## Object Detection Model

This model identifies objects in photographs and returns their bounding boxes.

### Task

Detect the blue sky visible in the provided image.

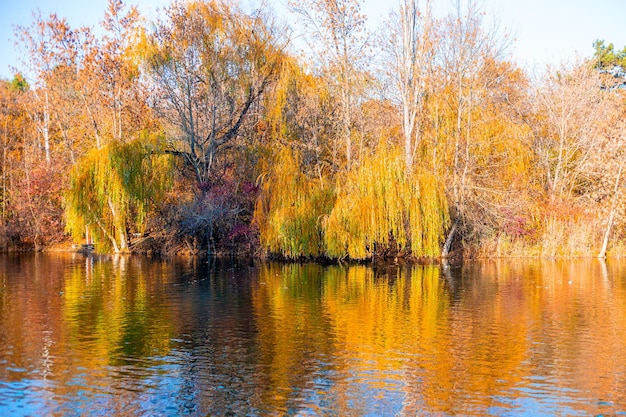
[1,0,626,80]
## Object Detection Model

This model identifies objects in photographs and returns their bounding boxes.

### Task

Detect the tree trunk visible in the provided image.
[599,159,624,258]
[442,220,458,258]
[43,90,51,164]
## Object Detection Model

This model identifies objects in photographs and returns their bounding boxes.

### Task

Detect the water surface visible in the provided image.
[1,253,625,415]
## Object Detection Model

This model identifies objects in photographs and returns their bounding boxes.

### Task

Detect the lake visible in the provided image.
[0,253,625,416]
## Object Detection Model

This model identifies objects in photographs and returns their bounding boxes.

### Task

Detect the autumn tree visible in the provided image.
[531,62,604,200]
[289,0,369,169]
[433,0,515,254]
[573,76,626,258]
[382,0,435,172]
[0,75,66,249]
[254,146,334,258]
[254,57,342,259]
[9,1,168,250]
[81,0,147,148]
[0,78,25,222]
[144,0,287,187]
[65,134,173,253]
[323,143,449,259]
[451,58,536,254]
[15,11,94,164]
[0,78,28,247]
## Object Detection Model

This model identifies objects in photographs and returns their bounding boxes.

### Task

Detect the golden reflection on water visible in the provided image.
[251,260,626,415]
[1,254,626,415]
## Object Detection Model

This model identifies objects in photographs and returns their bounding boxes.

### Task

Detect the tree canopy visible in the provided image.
[2,0,626,259]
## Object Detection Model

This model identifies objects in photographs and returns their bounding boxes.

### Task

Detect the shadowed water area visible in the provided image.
[1,253,625,416]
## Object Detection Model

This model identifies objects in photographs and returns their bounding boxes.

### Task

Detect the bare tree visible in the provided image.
[576,87,626,258]
[382,0,435,172]
[289,0,369,169]
[436,0,513,255]
[144,1,287,187]
[531,62,603,199]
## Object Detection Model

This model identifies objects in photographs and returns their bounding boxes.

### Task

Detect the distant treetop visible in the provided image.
[9,73,28,92]
[593,39,626,70]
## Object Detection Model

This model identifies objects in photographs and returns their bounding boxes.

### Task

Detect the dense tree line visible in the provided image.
[0,0,625,259]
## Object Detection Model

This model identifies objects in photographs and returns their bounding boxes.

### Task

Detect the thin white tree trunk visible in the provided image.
[442,220,458,258]
[599,159,624,258]
[43,90,51,164]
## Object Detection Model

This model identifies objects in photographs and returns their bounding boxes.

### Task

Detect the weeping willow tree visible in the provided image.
[254,146,334,258]
[324,144,449,260]
[65,134,173,253]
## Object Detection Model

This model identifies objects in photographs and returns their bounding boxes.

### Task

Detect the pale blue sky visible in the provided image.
[1,0,625,80]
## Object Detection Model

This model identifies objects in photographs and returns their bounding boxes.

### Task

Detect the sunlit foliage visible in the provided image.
[324,144,449,259]
[143,0,286,186]
[4,0,626,258]
[254,146,334,258]
[65,134,173,252]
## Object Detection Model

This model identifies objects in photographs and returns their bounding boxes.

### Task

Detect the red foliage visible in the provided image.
[8,161,67,249]
[500,207,535,239]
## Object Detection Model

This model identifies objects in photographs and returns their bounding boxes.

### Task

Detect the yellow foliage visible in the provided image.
[324,144,449,259]
[255,144,450,260]
[264,55,332,144]
[254,146,334,258]
[64,133,173,252]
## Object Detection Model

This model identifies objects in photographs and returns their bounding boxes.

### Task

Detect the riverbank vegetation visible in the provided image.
[1,0,625,260]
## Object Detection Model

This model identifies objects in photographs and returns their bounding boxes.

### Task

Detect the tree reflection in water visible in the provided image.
[0,254,625,415]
